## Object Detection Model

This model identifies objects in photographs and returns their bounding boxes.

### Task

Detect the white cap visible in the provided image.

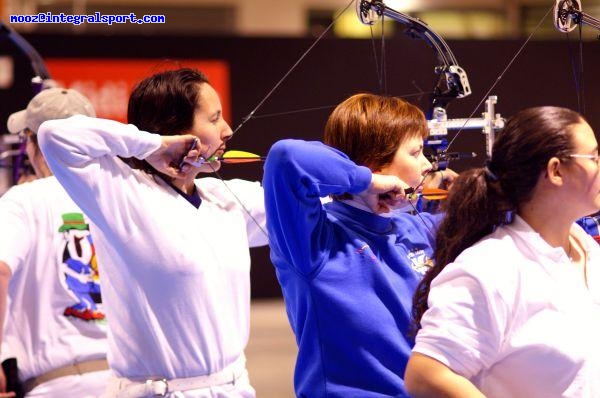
[7,88,95,134]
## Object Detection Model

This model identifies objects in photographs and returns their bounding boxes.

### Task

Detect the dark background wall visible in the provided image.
[2,33,599,297]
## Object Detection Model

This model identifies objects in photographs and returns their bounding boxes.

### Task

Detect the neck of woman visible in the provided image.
[169,174,197,195]
[519,198,574,251]
[520,193,588,286]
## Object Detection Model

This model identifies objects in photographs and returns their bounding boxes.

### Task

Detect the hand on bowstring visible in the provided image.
[357,173,411,214]
[423,168,458,191]
[145,135,206,179]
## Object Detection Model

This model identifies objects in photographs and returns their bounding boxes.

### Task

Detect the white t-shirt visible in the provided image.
[0,177,109,390]
[414,215,600,397]
[38,116,268,388]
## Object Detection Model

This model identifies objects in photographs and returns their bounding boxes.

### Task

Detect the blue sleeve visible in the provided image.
[263,139,372,276]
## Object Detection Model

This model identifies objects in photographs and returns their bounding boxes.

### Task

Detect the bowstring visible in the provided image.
[205,0,356,240]
[576,23,586,115]
[232,0,356,134]
[250,104,337,119]
[208,163,270,240]
[370,25,383,90]
[565,29,586,115]
[405,170,438,240]
[445,4,554,153]
[381,14,388,94]
[244,90,435,119]
[363,7,438,239]
[368,12,388,94]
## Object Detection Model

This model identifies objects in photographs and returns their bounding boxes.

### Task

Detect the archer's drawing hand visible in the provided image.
[145,135,206,179]
[423,168,458,191]
[358,173,411,214]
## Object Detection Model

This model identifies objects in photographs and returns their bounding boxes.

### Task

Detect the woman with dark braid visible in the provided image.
[405,106,600,397]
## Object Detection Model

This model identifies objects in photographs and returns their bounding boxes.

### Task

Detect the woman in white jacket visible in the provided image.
[39,68,268,398]
[406,106,600,397]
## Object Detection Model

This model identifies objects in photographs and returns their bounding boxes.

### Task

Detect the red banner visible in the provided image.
[45,59,230,124]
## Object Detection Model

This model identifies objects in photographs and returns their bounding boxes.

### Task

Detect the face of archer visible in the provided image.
[185,83,233,173]
[377,135,433,189]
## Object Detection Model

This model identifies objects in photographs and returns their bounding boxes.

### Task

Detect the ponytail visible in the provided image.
[411,105,582,330]
[412,167,513,329]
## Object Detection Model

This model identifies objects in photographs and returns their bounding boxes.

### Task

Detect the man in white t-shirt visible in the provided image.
[0,88,110,397]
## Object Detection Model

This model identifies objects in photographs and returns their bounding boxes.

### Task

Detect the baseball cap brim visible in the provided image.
[7,109,27,134]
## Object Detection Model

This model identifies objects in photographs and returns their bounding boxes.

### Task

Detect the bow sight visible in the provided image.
[356,0,504,164]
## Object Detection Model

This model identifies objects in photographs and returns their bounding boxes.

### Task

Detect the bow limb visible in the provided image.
[357,0,471,117]
[0,21,53,183]
[0,21,50,84]
[356,0,500,167]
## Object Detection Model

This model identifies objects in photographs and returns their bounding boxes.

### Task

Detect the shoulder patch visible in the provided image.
[407,249,434,275]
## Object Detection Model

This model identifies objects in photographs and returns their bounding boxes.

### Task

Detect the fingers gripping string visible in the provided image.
[178,138,200,170]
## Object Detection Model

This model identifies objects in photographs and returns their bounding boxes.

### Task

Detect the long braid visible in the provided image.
[412,167,512,329]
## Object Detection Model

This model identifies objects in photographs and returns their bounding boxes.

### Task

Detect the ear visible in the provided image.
[30,142,52,178]
[546,157,563,186]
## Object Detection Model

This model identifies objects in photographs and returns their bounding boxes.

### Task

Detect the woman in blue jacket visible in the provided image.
[263,93,447,397]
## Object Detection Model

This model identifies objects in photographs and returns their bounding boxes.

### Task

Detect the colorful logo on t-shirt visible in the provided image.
[58,213,104,321]
[407,249,434,275]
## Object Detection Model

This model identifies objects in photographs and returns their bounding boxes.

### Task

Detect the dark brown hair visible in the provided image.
[122,68,210,174]
[412,106,584,329]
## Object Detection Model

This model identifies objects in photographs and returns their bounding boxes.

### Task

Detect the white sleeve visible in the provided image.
[38,115,162,233]
[39,115,161,164]
[413,248,514,379]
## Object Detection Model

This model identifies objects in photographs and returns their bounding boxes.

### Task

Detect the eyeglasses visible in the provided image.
[568,153,600,165]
